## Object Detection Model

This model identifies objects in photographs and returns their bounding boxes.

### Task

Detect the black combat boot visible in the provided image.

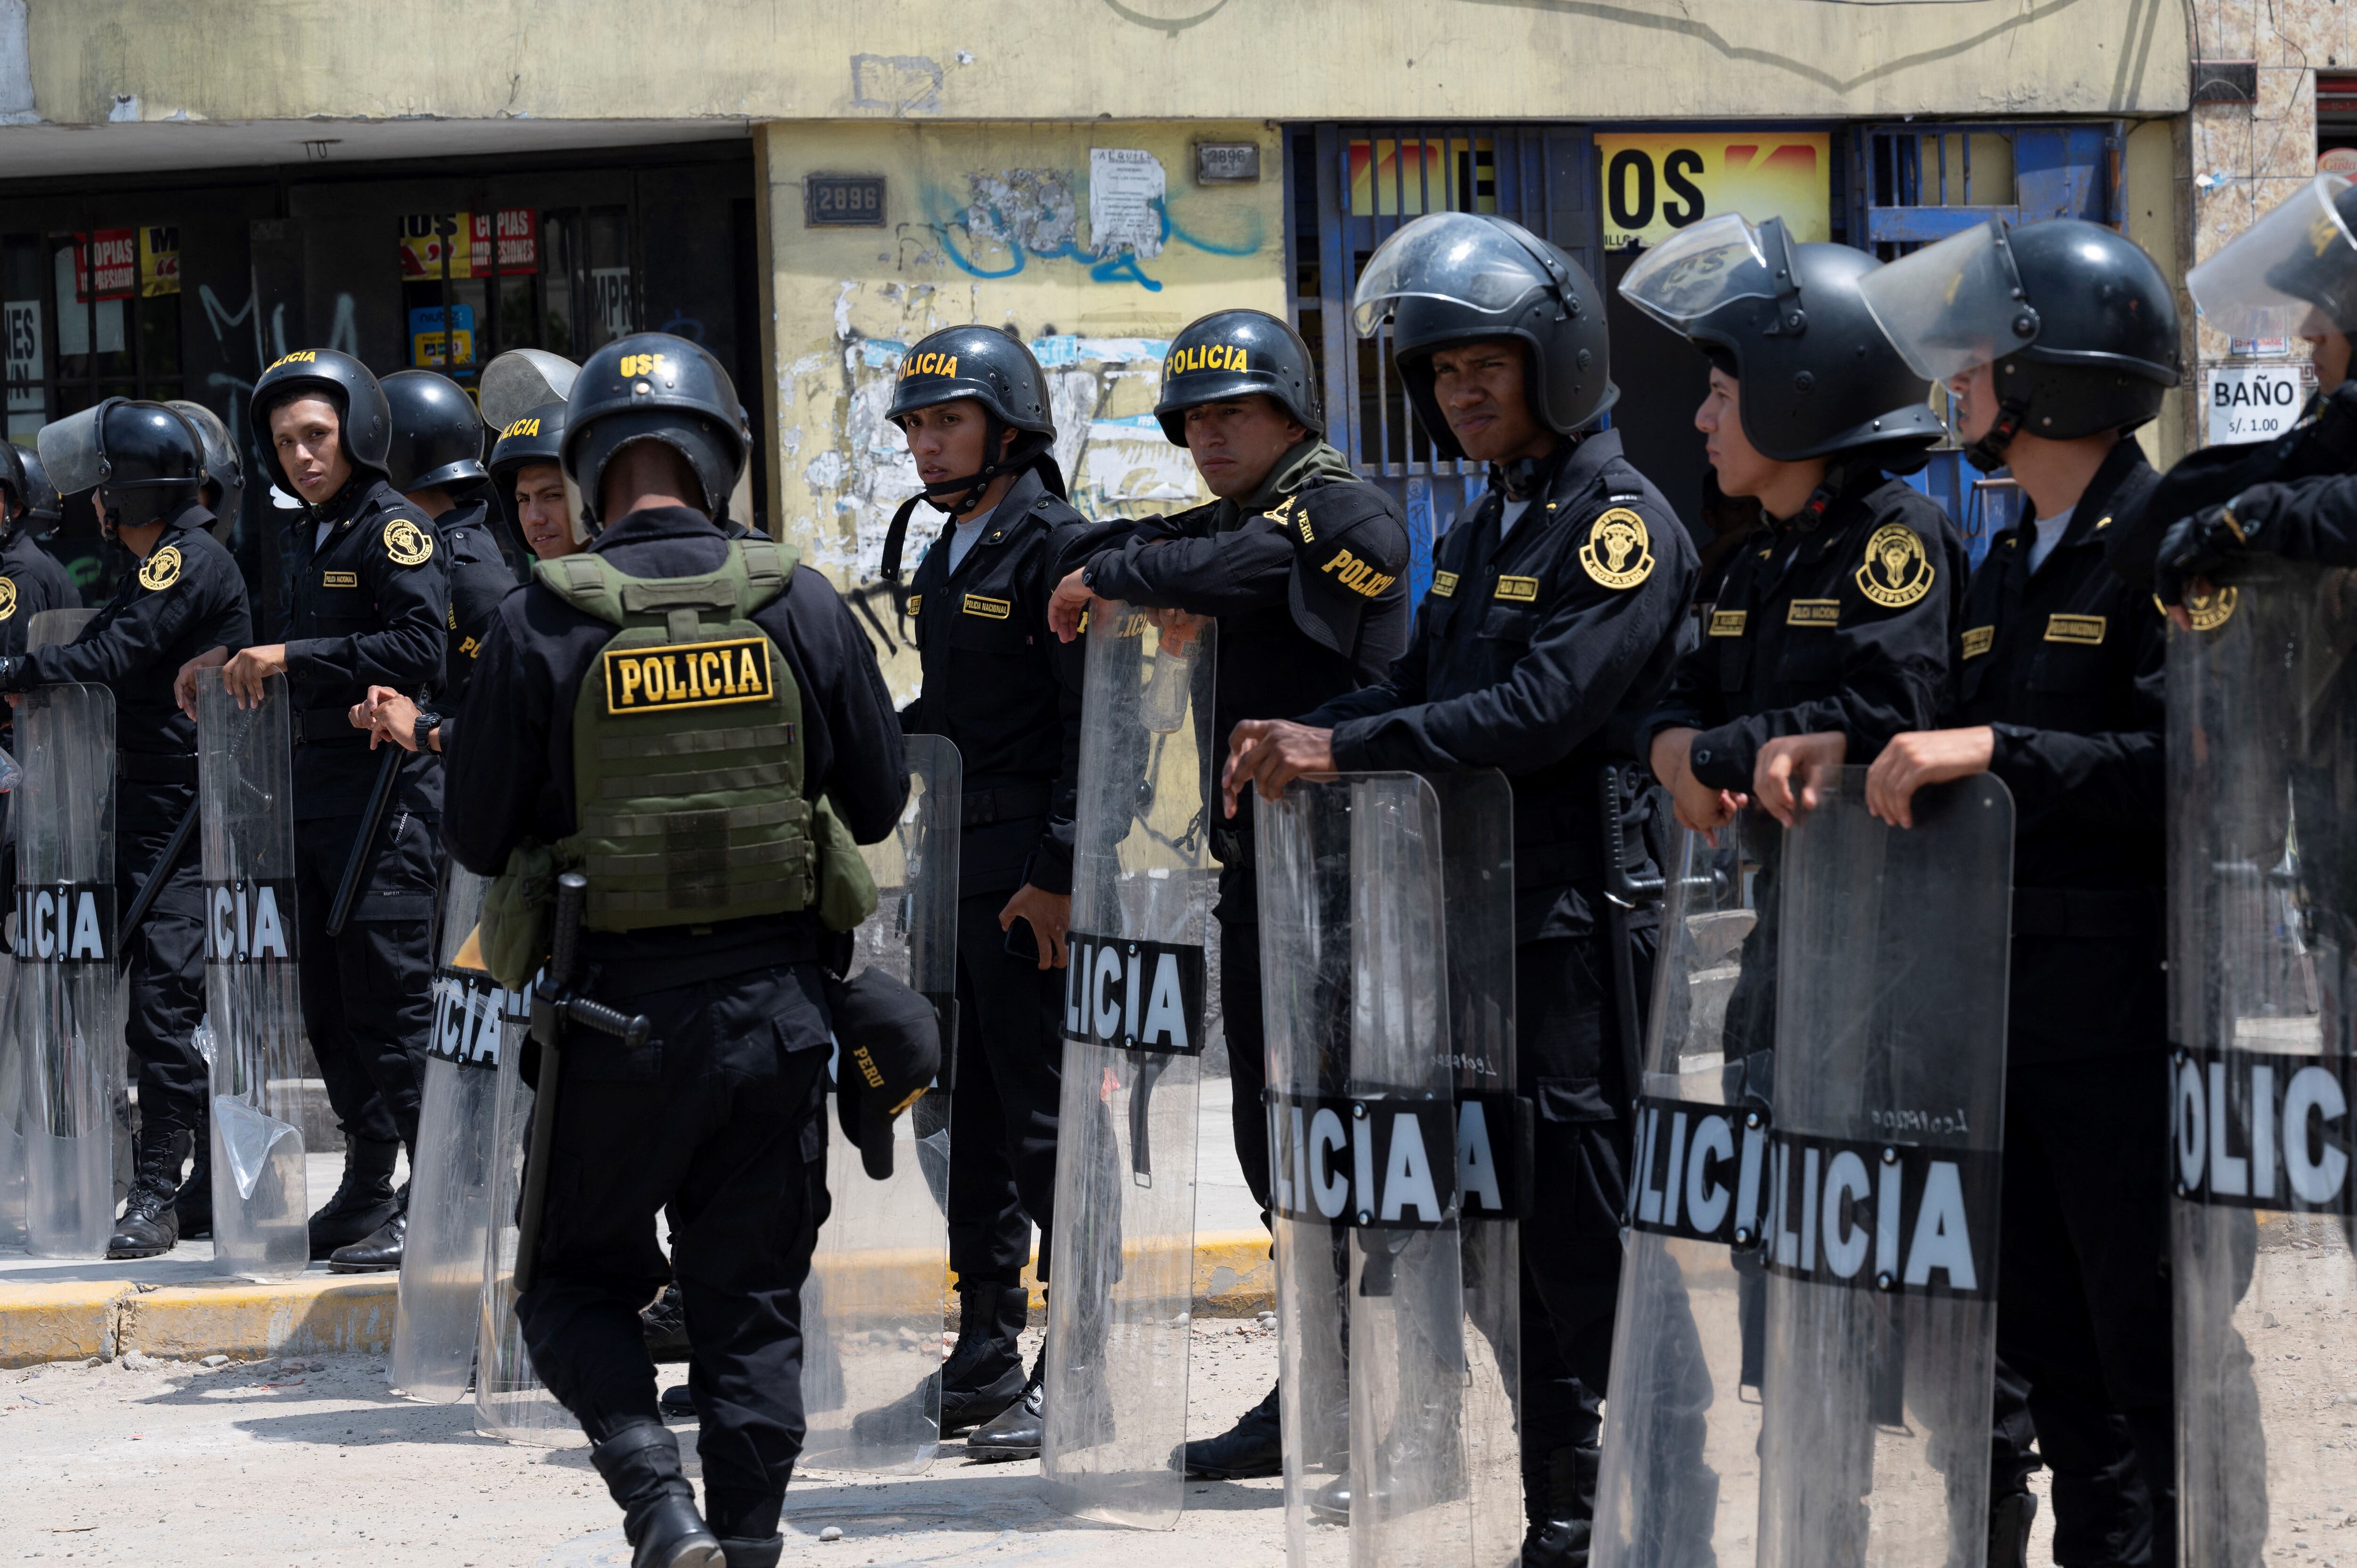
[643,1282,692,1362]
[107,1126,192,1259]
[590,1420,722,1568]
[704,1488,783,1568]
[1522,1444,1601,1567]
[853,1281,1029,1442]
[307,1133,400,1258]
[327,1181,409,1272]
[965,1346,1045,1461]
[1179,1380,1282,1479]
[174,1133,212,1240]
[716,1538,782,1568]
[1987,1490,2036,1568]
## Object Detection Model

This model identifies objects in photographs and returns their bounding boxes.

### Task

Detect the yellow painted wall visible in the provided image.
[28,0,2188,127]
[2122,115,2190,471]
[757,120,1285,697]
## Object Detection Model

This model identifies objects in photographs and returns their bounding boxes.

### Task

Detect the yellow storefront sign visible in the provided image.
[1596,133,1831,249]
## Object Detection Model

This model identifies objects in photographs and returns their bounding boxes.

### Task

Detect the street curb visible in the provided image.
[0,1231,1274,1367]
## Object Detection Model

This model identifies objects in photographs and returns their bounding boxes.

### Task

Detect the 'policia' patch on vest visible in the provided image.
[1268,1091,1459,1230]
[1061,931,1205,1054]
[430,970,527,1071]
[205,879,296,965]
[602,636,776,715]
[15,882,117,964]
[1760,1129,1999,1297]
[1787,599,1841,627]
[2171,1045,2353,1214]
[1626,1095,1773,1248]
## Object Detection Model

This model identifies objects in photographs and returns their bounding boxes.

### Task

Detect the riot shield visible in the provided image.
[802,732,961,1476]
[25,608,96,650]
[15,680,119,1257]
[2167,560,2357,1564]
[0,972,23,1249]
[1259,772,1468,1567]
[393,865,516,1402]
[1754,767,2012,1568]
[1594,814,1775,1568]
[1040,607,1215,1528]
[473,969,579,1447]
[196,669,308,1281]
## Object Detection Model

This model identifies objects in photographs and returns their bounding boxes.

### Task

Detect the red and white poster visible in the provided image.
[71,230,137,301]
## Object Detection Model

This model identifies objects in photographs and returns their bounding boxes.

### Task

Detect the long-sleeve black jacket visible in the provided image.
[1075,439,1411,909]
[1646,471,1965,793]
[1950,440,2166,1062]
[284,475,448,820]
[899,467,1091,899]
[444,505,907,986]
[1306,429,1697,943]
[0,526,82,657]
[437,495,519,713]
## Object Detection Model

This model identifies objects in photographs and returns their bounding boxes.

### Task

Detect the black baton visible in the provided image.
[1599,763,1665,1111]
[513,870,650,1297]
[326,746,402,938]
[116,800,201,969]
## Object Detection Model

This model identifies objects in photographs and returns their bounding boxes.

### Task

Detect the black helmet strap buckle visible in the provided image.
[1761,219,1808,339]
[1966,396,2031,472]
[1498,225,1582,323]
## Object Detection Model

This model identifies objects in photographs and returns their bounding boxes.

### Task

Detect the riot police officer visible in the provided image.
[0,441,83,657]
[190,350,448,1269]
[444,332,907,1568]
[1227,214,1696,1561]
[851,326,1090,1448]
[1049,307,1410,1477]
[5,401,251,1257]
[383,369,512,713]
[1848,217,2182,1567]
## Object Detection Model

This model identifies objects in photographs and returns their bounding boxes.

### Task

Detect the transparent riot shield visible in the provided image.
[2167,561,2357,1564]
[196,669,308,1281]
[394,865,513,1403]
[0,970,23,1250]
[16,680,119,1257]
[1041,607,1215,1528]
[802,732,961,1476]
[1595,814,1776,1568]
[1260,772,1469,1567]
[473,975,578,1447]
[1755,767,2012,1568]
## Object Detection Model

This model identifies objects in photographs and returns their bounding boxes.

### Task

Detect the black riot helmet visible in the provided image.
[16,447,62,537]
[166,399,244,534]
[878,325,1063,584]
[1153,310,1323,443]
[248,348,394,500]
[1620,214,1944,465]
[37,398,204,535]
[0,439,25,528]
[2187,172,2357,345]
[1860,217,2179,468]
[562,332,748,527]
[1352,211,1615,458]
[381,369,488,495]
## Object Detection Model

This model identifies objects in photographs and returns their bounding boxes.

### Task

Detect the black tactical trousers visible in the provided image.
[294,808,437,1152]
[1998,1053,2176,1567]
[119,788,208,1140]
[1516,930,1645,1458]
[1217,914,1273,1231]
[945,891,1064,1285]
[516,962,831,1524]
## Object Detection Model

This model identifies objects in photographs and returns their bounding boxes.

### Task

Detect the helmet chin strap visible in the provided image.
[1789,458,1856,530]
[1965,401,2028,474]
[877,421,1047,588]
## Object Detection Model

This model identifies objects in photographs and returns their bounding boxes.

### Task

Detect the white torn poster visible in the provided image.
[1089,148,1166,259]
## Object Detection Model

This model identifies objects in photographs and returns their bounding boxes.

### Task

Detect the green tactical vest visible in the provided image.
[538,538,815,932]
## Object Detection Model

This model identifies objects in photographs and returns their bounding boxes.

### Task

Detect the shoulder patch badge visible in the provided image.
[2044,614,2106,646]
[2171,585,2239,632]
[138,545,183,592]
[1579,507,1655,591]
[1265,495,1312,544]
[1855,522,1934,609]
[0,577,16,621]
[1961,625,1995,659]
[1430,570,1459,599]
[384,517,435,567]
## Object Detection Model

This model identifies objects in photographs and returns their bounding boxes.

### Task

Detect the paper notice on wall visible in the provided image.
[2206,364,2306,446]
[1089,148,1165,259]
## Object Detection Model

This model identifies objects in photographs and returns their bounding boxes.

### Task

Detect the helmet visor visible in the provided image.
[1351,211,1550,337]
[480,349,581,432]
[35,403,112,496]
[1857,220,2040,383]
[2187,173,2357,338]
[1616,213,1778,333]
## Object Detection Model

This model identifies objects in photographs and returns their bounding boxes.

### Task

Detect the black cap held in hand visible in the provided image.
[828,967,941,1181]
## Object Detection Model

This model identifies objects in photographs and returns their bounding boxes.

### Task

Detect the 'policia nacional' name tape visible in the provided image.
[1626,1095,1772,1248]
[2172,1045,2353,1214]
[13,882,117,965]
[429,971,533,1072]
[204,879,297,965]
[1266,1091,1459,1229]
[1060,930,1206,1055]
[1760,1129,2000,1299]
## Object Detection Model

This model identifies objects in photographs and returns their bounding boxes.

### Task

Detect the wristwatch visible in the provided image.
[413,710,444,754]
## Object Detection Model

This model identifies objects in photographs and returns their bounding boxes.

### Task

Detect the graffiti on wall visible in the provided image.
[922,152,1265,291]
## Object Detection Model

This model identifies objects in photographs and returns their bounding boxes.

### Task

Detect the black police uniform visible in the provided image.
[10,505,249,1148]
[899,465,1088,1293]
[1945,437,2176,1565]
[1076,436,1410,1232]
[435,494,520,710]
[283,474,449,1161]
[1304,427,1696,1463]
[445,502,906,1544]
[0,525,82,656]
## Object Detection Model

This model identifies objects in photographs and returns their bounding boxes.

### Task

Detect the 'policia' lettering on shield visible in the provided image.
[1627,1094,1773,1247]
[2173,1046,2353,1214]
[204,879,296,965]
[1267,1091,1459,1229]
[1061,931,1206,1054]
[430,972,529,1071]
[14,882,116,964]
[1762,1129,2000,1298]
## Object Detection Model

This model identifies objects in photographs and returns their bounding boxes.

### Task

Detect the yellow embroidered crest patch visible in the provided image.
[384,517,435,567]
[2172,585,2239,632]
[1855,523,1934,609]
[138,546,183,592]
[0,577,16,621]
[1579,508,1655,590]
